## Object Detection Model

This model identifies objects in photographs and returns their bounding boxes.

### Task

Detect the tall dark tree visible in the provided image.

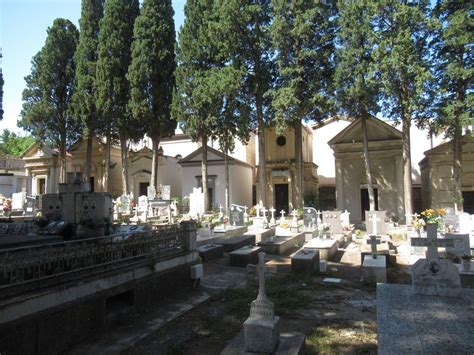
[219,0,274,208]
[432,1,473,211]
[72,0,104,184]
[20,19,80,182]
[270,0,337,209]
[373,0,432,219]
[174,0,223,212]
[0,130,35,157]
[335,1,380,211]
[96,0,139,194]
[129,0,176,191]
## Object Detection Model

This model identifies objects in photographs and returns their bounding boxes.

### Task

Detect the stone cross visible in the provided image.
[255,204,261,218]
[280,209,285,219]
[367,235,381,258]
[316,210,322,225]
[269,207,276,225]
[291,209,298,223]
[411,224,456,260]
[262,206,267,221]
[369,213,380,235]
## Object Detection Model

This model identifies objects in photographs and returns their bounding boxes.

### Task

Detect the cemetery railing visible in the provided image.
[0,224,187,295]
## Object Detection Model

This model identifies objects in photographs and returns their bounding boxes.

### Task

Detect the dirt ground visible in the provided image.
[122,244,413,355]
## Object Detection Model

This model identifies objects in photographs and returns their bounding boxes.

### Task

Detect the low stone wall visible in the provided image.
[0,252,197,354]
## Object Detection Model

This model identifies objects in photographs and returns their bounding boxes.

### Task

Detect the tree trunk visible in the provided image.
[453,124,463,212]
[150,134,161,190]
[83,134,93,182]
[224,143,230,216]
[103,129,111,192]
[202,135,209,212]
[59,143,67,184]
[256,77,267,208]
[119,132,130,195]
[361,114,375,211]
[294,120,304,209]
[402,113,413,221]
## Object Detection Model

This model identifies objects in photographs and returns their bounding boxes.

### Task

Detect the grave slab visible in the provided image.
[244,227,275,244]
[221,331,306,355]
[197,244,224,262]
[304,237,338,260]
[229,246,261,267]
[455,262,474,288]
[258,232,305,255]
[215,235,255,253]
[213,225,248,239]
[291,248,319,274]
[362,254,387,284]
[377,283,474,354]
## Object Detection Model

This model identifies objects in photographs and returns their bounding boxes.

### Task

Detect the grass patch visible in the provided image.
[307,326,377,354]
[223,273,312,319]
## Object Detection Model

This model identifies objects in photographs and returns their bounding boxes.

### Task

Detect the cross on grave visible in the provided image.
[262,206,267,221]
[411,224,456,260]
[255,204,261,218]
[246,252,273,305]
[219,204,224,218]
[269,207,276,225]
[280,209,286,219]
[369,213,380,235]
[316,210,322,224]
[367,235,381,258]
[291,209,298,222]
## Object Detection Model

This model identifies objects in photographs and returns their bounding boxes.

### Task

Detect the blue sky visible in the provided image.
[0,0,186,134]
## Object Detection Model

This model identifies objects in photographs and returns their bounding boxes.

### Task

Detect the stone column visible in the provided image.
[180,220,197,252]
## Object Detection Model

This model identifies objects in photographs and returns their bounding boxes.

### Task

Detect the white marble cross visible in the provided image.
[255,204,261,218]
[291,209,298,222]
[280,209,286,219]
[316,210,322,224]
[255,252,268,301]
[269,207,276,225]
[218,204,224,218]
[370,213,380,235]
[262,206,267,221]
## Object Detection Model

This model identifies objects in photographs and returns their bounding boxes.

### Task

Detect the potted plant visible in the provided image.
[421,208,447,231]
[411,217,426,237]
[462,254,472,272]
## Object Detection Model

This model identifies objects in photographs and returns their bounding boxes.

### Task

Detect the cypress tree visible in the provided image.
[373,0,433,219]
[20,19,80,183]
[96,0,139,193]
[270,0,337,209]
[174,0,223,211]
[335,1,380,211]
[129,0,176,191]
[432,1,473,211]
[72,0,104,184]
[0,50,3,121]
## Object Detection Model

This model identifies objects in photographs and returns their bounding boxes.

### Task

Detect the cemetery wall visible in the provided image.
[0,256,196,355]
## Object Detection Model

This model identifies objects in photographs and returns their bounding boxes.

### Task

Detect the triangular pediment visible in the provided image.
[179,146,231,164]
[328,117,402,146]
[22,142,57,159]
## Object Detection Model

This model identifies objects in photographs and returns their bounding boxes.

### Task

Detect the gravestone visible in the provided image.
[269,207,276,225]
[11,191,26,213]
[244,252,280,353]
[147,185,156,200]
[365,210,387,235]
[189,187,204,217]
[444,233,470,257]
[229,204,245,226]
[367,235,381,258]
[322,211,343,234]
[411,224,461,297]
[159,185,171,200]
[41,194,62,220]
[340,209,351,226]
[117,194,132,214]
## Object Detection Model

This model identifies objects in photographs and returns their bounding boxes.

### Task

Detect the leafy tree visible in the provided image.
[20,18,80,182]
[96,0,139,193]
[72,0,104,183]
[335,1,380,211]
[0,130,35,157]
[129,0,176,191]
[174,0,223,211]
[219,0,275,208]
[432,1,473,211]
[0,50,3,121]
[270,0,337,209]
[373,0,433,219]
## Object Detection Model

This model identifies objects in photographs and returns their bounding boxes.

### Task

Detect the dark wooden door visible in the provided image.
[275,184,289,215]
[361,188,378,220]
[463,191,474,214]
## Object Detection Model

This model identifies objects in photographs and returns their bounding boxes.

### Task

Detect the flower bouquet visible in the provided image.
[421,208,447,231]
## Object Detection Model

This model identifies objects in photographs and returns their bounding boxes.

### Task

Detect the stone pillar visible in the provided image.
[180,220,197,252]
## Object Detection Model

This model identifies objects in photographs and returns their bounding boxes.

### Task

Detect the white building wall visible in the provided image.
[229,164,253,207]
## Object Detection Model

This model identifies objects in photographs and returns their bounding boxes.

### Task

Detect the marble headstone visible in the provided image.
[229,204,245,226]
[322,211,343,234]
[303,207,317,229]
[365,210,387,235]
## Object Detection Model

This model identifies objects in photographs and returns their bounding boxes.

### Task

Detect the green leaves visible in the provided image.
[20,18,80,149]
